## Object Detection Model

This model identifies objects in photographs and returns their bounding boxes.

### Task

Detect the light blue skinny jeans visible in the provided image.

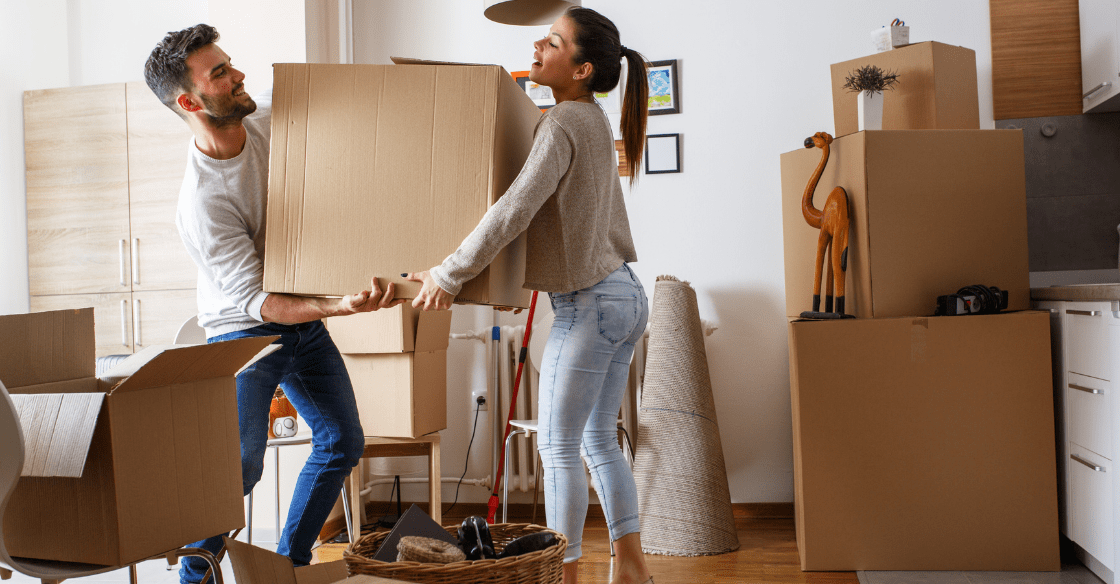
[538,263,649,563]
[180,321,364,584]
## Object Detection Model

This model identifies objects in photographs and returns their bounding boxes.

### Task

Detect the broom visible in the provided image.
[486,290,540,524]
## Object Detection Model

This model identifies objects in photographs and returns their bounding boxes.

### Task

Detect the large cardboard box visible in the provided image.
[0,308,274,566]
[225,537,408,583]
[779,130,1029,319]
[328,305,453,438]
[264,60,542,308]
[788,311,1059,571]
[831,41,979,137]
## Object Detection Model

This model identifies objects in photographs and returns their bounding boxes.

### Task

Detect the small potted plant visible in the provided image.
[843,64,900,131]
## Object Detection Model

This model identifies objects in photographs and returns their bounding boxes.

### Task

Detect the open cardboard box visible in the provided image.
[326,304,453,354]
[224,537,408,583]
[0,308,276,566]
[264,58,542,308]
[328,304,453,438]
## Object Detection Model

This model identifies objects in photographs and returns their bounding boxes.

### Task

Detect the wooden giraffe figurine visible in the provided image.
[801,132,852,317]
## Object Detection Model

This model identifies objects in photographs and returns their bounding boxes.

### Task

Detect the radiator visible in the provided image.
[494,323,648,494]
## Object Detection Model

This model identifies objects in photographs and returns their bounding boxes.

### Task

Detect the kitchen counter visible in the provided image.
[1031,284,1120,302]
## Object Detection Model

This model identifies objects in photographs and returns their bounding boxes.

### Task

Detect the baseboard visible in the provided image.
[319,501,793,541]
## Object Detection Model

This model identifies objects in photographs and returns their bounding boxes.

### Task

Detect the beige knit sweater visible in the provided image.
[429,100,637,295]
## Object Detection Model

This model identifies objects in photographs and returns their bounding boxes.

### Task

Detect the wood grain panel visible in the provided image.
[990,0,1083,119]
[31,293,133,357]
[131,289,197,350]
[125,82,198,292]
[24,84,132,296]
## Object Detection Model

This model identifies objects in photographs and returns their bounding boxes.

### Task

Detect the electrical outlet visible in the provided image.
[473,393,488,411]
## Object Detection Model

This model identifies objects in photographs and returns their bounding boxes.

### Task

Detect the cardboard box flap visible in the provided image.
[103,336,278,394]
[293,563,350,584]
[415,310,453,352]
[224,537,300,584]
[390,56,491,67]
[0,308,95,390]
[11,392,104,478]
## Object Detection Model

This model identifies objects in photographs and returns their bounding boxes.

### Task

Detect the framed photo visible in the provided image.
[647,60,680,115]
[511,70,555,111]
[645,133,681,174]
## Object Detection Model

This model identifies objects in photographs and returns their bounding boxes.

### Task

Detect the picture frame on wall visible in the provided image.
[511,70,555,111]
[645,133,681,174]
[647,59,680,115]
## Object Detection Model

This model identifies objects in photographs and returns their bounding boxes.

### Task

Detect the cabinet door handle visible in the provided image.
[119,239,127,287]
[131,238,140,285]
[1069,383,1105,395]
[1084,81,1112,100]
[1066,309,1102,317]
[133,298,141,348]
[120,299,129,347]
[1071,454,1105,472]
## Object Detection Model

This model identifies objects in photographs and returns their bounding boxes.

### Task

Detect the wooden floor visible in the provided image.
[316,504,859,584]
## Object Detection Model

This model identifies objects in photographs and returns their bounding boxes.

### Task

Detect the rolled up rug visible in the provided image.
[632,275,739,556]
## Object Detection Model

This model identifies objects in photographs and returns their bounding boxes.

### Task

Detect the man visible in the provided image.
[145,24,398,583]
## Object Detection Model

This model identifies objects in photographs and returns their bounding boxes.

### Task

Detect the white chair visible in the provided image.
[0,379,224,584]
[173,316,355,546]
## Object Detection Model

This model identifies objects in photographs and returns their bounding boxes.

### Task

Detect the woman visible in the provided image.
[407,7,653,584]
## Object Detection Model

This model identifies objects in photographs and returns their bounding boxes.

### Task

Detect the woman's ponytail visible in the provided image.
[619,46,648,185]
[566,7,649,186]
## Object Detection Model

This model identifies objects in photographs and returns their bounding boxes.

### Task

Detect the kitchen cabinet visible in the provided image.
[24,82,197,356]
[1033,298,1120,582]
[1079,0,1120,112]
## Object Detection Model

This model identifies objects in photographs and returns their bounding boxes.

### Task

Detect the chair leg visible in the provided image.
[531,447,541,525]
[340,479,353,543]
[247,489,254,546]
[502,430,517,524]
[129,564,139,584]
[178,547,225,584]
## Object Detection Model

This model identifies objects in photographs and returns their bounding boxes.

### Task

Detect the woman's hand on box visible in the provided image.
[342,277,404,315]
[405,270,455,311]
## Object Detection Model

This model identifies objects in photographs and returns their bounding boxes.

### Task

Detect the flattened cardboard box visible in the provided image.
[326,303,453,354]
[265,60,541,308]
[831,41,980,137]
[779,130,1029,319]
[788,311,1058,571]
[0,308,275,566]
[225,537,409,584]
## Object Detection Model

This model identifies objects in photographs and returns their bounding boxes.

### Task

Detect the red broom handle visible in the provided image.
[486,290,539,523]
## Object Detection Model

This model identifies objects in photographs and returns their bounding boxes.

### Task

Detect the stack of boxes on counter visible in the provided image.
[779,42,1060,571]
[265,59,544,438]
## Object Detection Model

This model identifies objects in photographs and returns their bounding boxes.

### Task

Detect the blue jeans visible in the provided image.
[180,321,364,584]
[538,263,649,563]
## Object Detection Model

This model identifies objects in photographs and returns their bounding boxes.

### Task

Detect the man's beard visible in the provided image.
[202,84,257,127]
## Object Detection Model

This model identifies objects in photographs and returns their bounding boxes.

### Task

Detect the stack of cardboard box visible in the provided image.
[779,42,1060,571]
[326,304,453,438]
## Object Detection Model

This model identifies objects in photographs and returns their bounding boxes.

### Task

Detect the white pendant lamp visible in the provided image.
[484,0,581,26]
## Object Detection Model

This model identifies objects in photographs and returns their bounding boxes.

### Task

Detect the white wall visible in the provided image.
[4,0,998,514]
[353,0,997,506]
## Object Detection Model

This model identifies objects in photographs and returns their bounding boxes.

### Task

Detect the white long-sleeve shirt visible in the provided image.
[175,91,273,337]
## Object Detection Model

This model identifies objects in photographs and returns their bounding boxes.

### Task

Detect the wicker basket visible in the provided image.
[344,523,566,584]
